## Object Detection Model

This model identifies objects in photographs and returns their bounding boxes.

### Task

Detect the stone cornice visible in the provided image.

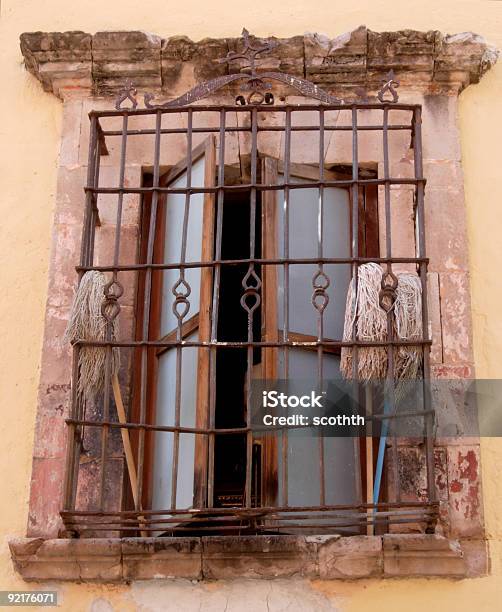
[20,27,498,101]
[10,534,488,582]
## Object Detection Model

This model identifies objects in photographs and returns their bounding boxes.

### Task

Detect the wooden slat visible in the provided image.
[261,157,279,505]
[163,139,210,186]
[193,136,217,507]
[278,330,341,356]
[155,313,200,357]
[112,374,147,537]
[277,159,347,181]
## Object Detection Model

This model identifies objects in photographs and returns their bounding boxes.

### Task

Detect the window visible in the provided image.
[62,92,437,537]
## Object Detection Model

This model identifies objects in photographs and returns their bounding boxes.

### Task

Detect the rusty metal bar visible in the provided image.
[63,498,437,517]
[79,256,429,273]
[66,404,436,437]
[281,107,292,507]
[84,177,426,195]
[207,109,226,508]
[100,124,414,137]
[98,112,128,509]
[76,338,432,349]
[242,106,259,507]
[351,106,363,507]
[317,108,326,506]
[413,106,436,508]
[136,110,163,509]
[63,113,100,515]
[382,107,401,504]
[170,108,194,509]
[64,506,434,525]
[90,102,422,118]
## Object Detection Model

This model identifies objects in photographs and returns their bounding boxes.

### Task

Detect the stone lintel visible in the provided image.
[19,28,498,100]
[9,534,488,582]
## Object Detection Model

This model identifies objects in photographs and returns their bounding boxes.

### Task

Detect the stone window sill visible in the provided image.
[9,534,488,582]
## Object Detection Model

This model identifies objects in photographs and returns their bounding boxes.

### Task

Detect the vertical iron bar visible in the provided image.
[75,121,103,506]
[88,149,102,264]
[317,108,326,506]
[137,110,163,509]
[244,106,258,507]
[383,106,400,503]
[413,107,436,506]
[351,106,363,506]
[207,109,226,508]
[282,108,291,507]
[170,109,194,509]
[98,112,128,509]
[63,114,99,514]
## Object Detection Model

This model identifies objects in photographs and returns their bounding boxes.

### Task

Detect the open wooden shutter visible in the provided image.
[260,157,360,509]
[145,137,216,512]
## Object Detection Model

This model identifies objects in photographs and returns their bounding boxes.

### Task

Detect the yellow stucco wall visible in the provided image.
[0,1,501,610]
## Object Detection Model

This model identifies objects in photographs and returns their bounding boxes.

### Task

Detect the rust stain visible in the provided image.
[458,449,478,482]
[45,383,71,395]
[435,473,446,491]
[450,479,463,493]
[463,484,480,520]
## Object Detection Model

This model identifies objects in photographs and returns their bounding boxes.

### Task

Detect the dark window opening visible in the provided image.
[214,188,262,509]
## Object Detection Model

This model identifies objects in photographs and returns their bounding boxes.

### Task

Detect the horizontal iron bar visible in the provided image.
[77,256,429,273]
[65,419,251,435]
[66,406,435,435]
[85,178,425,194]
[61,500,438,518]
[100,124,413,137]
[90,102,421,119]
[62,508,436,527]
[63,516,435,533]
[74,339,432,349]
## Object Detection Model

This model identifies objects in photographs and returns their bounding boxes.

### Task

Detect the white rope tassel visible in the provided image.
[64,270,120,399]
[341,263,387,381]
[393,273,422,381]
[341,263,422,381]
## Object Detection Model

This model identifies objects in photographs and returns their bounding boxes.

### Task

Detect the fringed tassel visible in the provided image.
[341,263,387,381]
[394,273,423,382]
[64,270,120,400]
[341,263,422,381]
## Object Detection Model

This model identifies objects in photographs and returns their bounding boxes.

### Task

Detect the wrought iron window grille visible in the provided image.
[61,29,437,537]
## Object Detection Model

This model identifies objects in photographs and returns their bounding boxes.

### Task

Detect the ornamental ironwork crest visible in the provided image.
[116,28,400,110]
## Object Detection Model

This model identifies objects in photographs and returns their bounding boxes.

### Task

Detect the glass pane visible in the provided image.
[152,331,199,511]
[160,156,205,336]
[277,176,352,341]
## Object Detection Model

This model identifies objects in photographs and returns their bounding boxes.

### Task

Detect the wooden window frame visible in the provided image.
[131,137,215,510]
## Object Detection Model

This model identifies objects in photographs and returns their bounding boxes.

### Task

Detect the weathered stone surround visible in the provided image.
[20,27,497,99]
[10,534,489,582]
[14,27,497,582]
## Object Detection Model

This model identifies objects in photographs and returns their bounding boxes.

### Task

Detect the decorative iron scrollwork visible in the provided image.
[377,70,400,104]
[101,278,124,323]
[240,265,262,315]
[219,27,278,75]
[312,269,330,313]
[116,29,401,110]
[172,276,192,322]
[115,79,138,111]
[379,269,398,312]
